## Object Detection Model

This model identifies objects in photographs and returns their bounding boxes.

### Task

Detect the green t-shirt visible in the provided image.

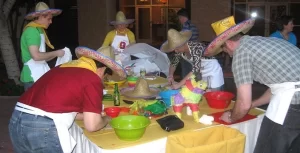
[20,27,43,83]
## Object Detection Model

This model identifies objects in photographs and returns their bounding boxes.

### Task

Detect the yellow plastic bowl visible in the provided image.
[104,79,127,87]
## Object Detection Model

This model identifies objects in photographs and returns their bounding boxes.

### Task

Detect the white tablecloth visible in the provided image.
[70,114,264,153]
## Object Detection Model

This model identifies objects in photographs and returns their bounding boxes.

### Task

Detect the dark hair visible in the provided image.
[228,32,244,41]
[93,59,113,75]
[275,15,294,31]
[177,8,189,19]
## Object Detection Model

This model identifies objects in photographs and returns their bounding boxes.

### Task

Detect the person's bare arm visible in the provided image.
[251,88,271,108]
[221,84,252,123]
[172,71,193,89]
[76,113,83,120]
[167,65,177,84]
[83,112,111,132]
[28,46,64,61]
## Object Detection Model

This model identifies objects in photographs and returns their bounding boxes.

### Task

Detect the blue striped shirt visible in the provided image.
[182,20,199,41]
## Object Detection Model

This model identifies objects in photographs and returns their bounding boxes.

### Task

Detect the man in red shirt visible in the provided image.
[8,46,126,153]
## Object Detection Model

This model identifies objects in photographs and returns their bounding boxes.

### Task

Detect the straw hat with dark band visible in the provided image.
[25,2,62,20]
[75,46,127,78]
[204,16,255,56]
[110,11,135,25]
[121,78,160,99]
[160,29,192,53]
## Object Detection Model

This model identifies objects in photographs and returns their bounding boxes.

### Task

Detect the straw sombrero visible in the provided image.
[110,11,135,25]
[25,2,62,20]
[160,29,192,53]
[204,16,255,56]
[121,78,160,99]
[75,46,127,78]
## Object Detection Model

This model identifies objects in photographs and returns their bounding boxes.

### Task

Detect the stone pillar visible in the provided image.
[191,0,231,42]
[77,0,116,49]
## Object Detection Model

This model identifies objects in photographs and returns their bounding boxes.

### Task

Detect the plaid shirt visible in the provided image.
[232,35,300,104]
[171,41,206,76]
[182,20,199,41]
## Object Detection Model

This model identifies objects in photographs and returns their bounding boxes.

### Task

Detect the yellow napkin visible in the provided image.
[60,57,97,74]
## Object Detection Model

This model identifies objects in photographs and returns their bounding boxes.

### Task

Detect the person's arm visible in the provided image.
[171,71,192,89]
[168,64,176,78]
[221,46,253,123]
[83,112,111,132]
[168,53,180,84]
[102,31,115,47]
[231,84,252,121]
[251,88,271,108]
[220,84,252,123]
[76,113,83,120]
[28,46,64,61]
[24,27,64,61]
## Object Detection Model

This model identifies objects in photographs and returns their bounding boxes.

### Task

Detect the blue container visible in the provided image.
[159,90,179,108]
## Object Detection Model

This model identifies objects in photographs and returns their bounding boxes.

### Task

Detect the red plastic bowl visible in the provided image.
[204,91,235,109]
[104,107,121,118]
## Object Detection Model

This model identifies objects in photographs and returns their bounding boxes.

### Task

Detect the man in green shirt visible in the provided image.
[21,2,65,90]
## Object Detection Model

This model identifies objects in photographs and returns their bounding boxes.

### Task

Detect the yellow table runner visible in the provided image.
[76,77,265,149]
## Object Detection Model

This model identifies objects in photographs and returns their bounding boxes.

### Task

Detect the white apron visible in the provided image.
[111,32,130,65]
[201,59,224,89]
[266,81,300,125]
[24,33,50,82]
[15,102,77,153]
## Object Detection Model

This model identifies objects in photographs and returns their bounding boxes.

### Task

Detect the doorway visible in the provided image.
[136,7,152,43]
[119,0,185,46]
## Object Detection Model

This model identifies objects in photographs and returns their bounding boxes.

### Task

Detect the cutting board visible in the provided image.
[210,111,256,125]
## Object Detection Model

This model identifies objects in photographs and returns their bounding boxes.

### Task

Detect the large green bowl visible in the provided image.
[110,115,150,141]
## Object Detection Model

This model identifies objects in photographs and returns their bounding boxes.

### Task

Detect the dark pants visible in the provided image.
[254,105,300,153]
[180,58,192,78]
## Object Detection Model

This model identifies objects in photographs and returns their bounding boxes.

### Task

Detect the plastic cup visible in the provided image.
[127,76,138,87]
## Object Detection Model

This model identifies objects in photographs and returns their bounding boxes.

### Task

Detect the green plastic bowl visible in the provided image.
[110,115,150,141]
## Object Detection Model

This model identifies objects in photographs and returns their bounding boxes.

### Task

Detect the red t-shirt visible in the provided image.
[19,67,103,114]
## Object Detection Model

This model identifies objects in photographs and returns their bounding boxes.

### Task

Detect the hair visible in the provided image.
[177,8,189,19]
[275,15,294,31]
[228,32,244,41]
[93,59,113,75]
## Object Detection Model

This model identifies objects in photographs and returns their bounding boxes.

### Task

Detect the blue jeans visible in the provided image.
[254,105,300,153]
[9,109,63,153]
[23,82,34,91]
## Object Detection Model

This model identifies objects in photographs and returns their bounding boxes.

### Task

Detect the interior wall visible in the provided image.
[191,0,231,42]
[77,0,116,49]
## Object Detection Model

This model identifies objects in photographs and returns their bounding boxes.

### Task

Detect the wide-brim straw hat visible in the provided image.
[75,46,127,78]
[25,2,62,20]
[204,16,255,56]
[121,78,160,99]
[160,29,192,53]
[110,11,135,25]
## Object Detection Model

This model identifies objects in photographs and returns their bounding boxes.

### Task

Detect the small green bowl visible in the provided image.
[110,115,150,141]
[127,76,138,81]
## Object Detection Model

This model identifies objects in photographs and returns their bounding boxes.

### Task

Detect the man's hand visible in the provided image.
[171,83,181,90]
[103,115,112,124]
[168,76,175,85]
[56,49,65,57]
[220,110,232,123]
